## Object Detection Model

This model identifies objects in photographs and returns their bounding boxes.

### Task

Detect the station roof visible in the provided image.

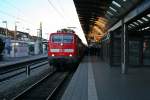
[73,0,142,43]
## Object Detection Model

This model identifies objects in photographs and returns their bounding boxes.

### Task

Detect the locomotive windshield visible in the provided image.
[63,35,73,43]
[52,35,62,43]
[51,34,73,43]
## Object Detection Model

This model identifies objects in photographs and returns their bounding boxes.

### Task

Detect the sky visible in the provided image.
[0,0,87,44]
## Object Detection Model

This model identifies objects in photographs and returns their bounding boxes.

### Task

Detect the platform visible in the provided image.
[0,54,47,67]
[61,56,150,100]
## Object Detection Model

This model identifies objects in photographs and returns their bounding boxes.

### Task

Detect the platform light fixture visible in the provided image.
[109,6,117,12]
[112,1,121,8]
[147,14,150,18]
[145,26,150,30]
[142,17,149,22]
[128,25,132,29]
[107,11,113,16]
[133,22,139,26]
[123,0,126,2]
[137,20,143,24]
[130,23,135,27]
[142,28,145,31]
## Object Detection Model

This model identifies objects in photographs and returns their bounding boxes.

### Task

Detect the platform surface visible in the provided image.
[0,54,47,67]
[61,56,150,100]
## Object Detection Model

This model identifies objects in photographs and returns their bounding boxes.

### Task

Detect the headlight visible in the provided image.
[69,54,72,57]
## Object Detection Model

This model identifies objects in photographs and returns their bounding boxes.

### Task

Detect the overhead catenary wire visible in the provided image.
[3,0,25,15]
[0,10,38,35]
[2,0,34,21]
[55,0,72,25]
[47,0,69,25]
[0,0,36,28]
[55,0,66,17]
[47,0,64,18]
[0,10,35,27]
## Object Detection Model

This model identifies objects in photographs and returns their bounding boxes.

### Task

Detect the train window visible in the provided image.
[51,34,73,43]
[51,35,62,43]
[63,35,73,43]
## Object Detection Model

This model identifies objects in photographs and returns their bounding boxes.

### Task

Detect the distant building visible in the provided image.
[16,31,30,41]
[0,27,47,41]
[0,27,6,37]
[30,36,38,42]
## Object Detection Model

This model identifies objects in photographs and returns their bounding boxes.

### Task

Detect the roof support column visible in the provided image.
[121,19,129,74]
[109,31,114,66]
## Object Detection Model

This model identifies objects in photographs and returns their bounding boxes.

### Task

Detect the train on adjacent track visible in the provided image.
[47,29,86,70]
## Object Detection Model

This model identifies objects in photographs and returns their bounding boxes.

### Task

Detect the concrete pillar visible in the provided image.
[121,19,129,74]
[34,40,40,55]
[109,31,114,66]
[139,38,143,66]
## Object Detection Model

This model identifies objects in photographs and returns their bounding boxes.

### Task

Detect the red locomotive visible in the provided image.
[48,29,86,70]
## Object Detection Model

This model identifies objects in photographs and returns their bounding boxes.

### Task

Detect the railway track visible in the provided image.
[12,71,69,100]
[0,60,48,82]
[0,59,48,75]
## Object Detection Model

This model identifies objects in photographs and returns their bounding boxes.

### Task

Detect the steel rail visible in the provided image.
[11,71,68,100]
[0,59,48,75]
[0,60,48,82]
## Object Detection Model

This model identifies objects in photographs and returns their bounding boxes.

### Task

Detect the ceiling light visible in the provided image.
[142,28,145,31]
[123,0,126,2]
[107,11,113,16]
[130,24,135,27]
[112,1,121,8]
[133,22,139,25]
[145,26,150,30]
[128,25,132,28]
[109,7,117,12]
[142,17,149,21]
[137,20,143,24]
[147,14,150,17]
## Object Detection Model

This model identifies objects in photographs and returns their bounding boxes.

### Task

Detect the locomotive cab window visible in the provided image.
[51,35,62,43]
[51,34,73,43]
[63,35,73,43]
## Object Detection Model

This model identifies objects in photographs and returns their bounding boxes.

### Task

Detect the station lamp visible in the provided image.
[107,11,113,16]
[137,20,143,24]
[133,22,139,26]
[147,14,150,18]
[109,6,117,12]
[142,17,149,22]
[112,1,121,8]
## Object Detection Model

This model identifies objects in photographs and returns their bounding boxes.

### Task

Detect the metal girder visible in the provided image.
[125,0,150,23]
[73,0,110,34]
[109,0,150,32]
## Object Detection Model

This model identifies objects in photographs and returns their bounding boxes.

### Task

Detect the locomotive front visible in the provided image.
[48,32,78,70]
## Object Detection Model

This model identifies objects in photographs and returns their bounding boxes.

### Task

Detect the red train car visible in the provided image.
[48,29,85,70]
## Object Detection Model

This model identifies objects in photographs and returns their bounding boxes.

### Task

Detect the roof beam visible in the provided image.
[109,0,150,31]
